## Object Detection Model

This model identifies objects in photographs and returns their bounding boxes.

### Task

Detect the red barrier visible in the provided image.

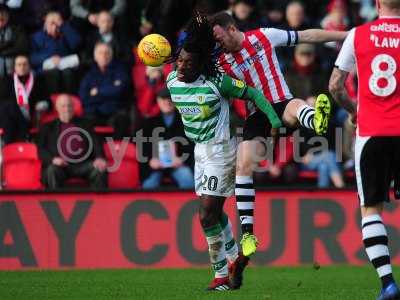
[0,190,399,270]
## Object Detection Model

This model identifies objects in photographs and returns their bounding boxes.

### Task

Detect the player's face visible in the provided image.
[176,49,200,83]
[213,25,238,53]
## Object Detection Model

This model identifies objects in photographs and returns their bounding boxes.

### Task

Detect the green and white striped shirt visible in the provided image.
[167,71,248,144]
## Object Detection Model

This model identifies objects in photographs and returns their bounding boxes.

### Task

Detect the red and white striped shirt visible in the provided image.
[219,28,298,109]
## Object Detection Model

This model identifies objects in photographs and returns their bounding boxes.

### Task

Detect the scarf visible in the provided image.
[13,71,34,120]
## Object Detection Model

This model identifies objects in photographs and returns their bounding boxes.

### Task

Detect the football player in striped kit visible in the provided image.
[210,12,348,257]
[167,13,282,290]
[330,0,400,298]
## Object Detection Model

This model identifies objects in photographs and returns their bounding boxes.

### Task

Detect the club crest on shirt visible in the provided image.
[253,41,263,52]
[197,95,205,104]
[232,79,245,89]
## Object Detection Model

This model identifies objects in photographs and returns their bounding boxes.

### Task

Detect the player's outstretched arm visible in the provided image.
[298,29,348,43]
[218,75,282,128]
[329,67,356,117]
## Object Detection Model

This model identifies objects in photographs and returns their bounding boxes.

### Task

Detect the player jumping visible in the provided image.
[329,1,400,299]
[210,12,348,256]
[166,13,282,290]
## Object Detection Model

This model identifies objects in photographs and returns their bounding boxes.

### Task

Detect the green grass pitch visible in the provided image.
[0,266,395,300]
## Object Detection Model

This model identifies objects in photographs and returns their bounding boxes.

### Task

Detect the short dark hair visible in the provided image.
[209,12,237,29]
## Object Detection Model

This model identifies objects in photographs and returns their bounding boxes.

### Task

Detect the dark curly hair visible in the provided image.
[175,11,222,80]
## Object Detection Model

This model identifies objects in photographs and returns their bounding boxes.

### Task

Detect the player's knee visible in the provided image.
[236,154,254,176]
[288,98,306,110]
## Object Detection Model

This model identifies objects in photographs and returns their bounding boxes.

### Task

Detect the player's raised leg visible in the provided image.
[282,95,331,135]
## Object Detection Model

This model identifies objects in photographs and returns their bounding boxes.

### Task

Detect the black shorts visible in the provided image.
[355,136,400,206]
[243,100,292,141]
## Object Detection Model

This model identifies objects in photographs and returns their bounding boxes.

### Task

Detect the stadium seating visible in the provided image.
[103,140,140,189]
[2,142,42,190]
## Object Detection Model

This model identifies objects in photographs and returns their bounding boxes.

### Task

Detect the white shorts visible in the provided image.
[194,138,237,197]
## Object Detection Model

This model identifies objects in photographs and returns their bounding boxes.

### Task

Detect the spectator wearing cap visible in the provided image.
[0,4,28,78]
[141,88,194,190]
[81,10,133,69]
[30,10,81,94]
[38,94,107,189]
[0,55,50,144]
[79,42,131,138]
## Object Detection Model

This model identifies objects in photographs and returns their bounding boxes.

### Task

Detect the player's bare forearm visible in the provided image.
[298,29,348,43]
[329,67,356,115]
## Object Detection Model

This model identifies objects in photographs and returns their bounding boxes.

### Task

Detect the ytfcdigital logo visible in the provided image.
[56,126,347,173]
[57,127,93,163]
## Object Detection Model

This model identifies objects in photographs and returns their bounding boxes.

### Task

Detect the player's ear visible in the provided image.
[227,24,237,34]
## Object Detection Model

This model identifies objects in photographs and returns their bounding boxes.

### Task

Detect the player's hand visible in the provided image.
[149,158,162,170]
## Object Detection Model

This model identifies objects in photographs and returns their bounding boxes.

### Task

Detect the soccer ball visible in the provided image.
[137,34,171,67]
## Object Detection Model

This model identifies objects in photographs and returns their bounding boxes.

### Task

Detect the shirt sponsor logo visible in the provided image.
[371,22,400,33]
[236,54,263,72]
[178,107,202,115]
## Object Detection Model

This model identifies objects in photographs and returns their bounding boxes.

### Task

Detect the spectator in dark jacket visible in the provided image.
[70,0,126,35]
[30,10,81,93]
[0,55,50,144]
[141,88,194,189]
[38,94,107,189]
[0,4,29,77]
[79,42,130,137]
[81,10,132,69]
[21,0,71,33]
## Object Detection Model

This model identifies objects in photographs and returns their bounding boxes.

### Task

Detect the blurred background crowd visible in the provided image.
[0,0,376,190]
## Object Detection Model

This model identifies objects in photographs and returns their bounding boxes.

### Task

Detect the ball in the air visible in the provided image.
[138,34,171,67]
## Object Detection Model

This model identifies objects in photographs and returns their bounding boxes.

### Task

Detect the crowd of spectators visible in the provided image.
[0,0,374,190]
